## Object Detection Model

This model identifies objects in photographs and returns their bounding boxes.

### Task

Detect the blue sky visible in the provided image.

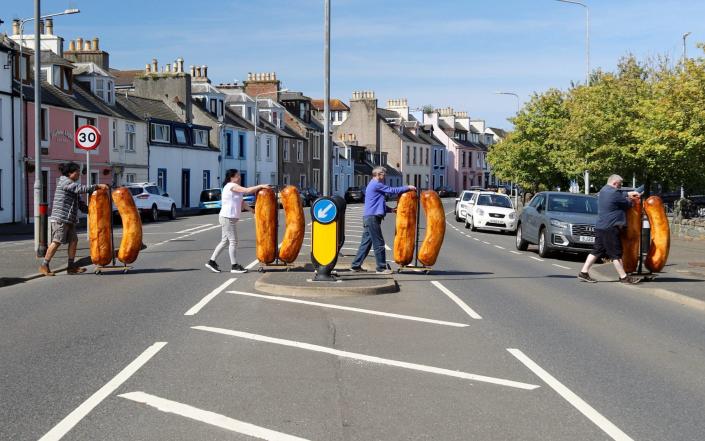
[4,0,704,129]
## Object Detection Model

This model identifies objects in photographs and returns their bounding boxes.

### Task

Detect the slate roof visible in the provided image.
[73,62,114,77]
[40,50,74,68]
[116,94,182,122]
[224,107,255,131]
[280,91,311,102]
[109,68,142,88]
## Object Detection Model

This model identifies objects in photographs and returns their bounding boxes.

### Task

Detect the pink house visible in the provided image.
[24,74,112,219]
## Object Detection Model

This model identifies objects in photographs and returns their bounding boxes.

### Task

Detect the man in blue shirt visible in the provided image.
[351,167,415,274]
[578,174,641,284]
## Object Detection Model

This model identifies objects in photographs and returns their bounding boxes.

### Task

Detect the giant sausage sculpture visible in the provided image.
[393,190,417,266]
[278,185,305,263]
[620,198,642,274]
[112,187,143,264]
[644,195,670,272]
[255,187,277,264]
[418,190,445,267]
[89,187,113,266]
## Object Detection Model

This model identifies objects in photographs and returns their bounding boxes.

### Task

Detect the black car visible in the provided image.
[345,186,365,203]
[435,186,457,198]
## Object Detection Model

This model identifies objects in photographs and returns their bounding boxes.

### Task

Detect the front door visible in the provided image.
[181,169,190,208]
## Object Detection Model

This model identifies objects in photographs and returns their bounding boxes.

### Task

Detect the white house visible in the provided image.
[0,37,24,224]
[332,141,354,197]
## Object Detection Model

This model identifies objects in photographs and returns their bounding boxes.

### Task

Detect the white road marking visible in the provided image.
[187,225,221,235]
[473,238,480,241]
[184,278,237,316]
[227,290,469,327]
[530,256,544,262]
[38,342,167,441]
[340,247,360,251]
[245,259,260,270]
[494,245,505,250]
[482,241,490,245]
[385,244,391,251]
[510,251,522,255]
[507,349,633,441]
[119,391,309,441]
[430,281,482,320]
[175,224,212,233]
[552,264,572,270]
[193,326,538,390]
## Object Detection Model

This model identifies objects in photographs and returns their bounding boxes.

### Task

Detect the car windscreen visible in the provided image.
[462,192,474,201]
[200,190,221,202]
[477,194,512,208]
[548,195,598,214]
[127,187,143,196]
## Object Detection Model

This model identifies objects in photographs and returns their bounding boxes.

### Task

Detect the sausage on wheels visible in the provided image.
[255,187,278,264]
[417,190,445,267]
[112,187,143,264]
[89,187,113,266]
[644,195,670,272]
[620,198,642,274]
[278,185,305,263]
[393,190,417,266]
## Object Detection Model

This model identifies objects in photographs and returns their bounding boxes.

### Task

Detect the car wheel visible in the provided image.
[169,204,177,220]
[538,227,552,258]
[455,210,462,222]
[469,216,477,232]
[150,205,159,222]
[464,216,470,229]
[515,223,529,251]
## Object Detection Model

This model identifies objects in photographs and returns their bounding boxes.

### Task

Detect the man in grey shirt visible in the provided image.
[578,174,641,284]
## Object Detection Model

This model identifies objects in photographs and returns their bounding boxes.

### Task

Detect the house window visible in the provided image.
[40,108,49,145]
[270,172,276,185]
[125,173,136,184]
[283,174,290,185]
[157,168,167,193]
[203,170,211,189]
[107,80,114,104]
[126,123,136,151]
[90,172,98,187]
[265,137,272,160]
[313,169,320,191]
[255,172,261,185]
[300,174,307,188]
[238,133,246,158]
[272,111,278,127]
[0,169,3,209]
[41,170,49,204]
[462,152,466,168]
[210,99,217,114]
[283,139,290,162]
[313,135,321,159]
[406,145,410,164]
[218,100,224,117]
[112,119,118,150]
[96,79,105,101]
[334,174,339,192]
[151,123,170,143]
[425,148,429,165]
[240,171,247,186]
[75,115,96,130]
[225,132,233,157]
[0,99,3,140]
[174,128,188,144]
[194,129,208,146]
[247,107,253,122]
[413,146,417,165]
[297,140,304,163]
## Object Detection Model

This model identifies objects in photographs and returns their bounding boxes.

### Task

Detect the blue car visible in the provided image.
[199,188,222,213]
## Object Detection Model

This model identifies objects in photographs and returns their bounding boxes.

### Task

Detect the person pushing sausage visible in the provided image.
[350,167,415,274]
[578,174,642,284]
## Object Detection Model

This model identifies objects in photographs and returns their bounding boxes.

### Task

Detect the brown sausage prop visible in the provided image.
[644,195,670,272]
[255,187,277,264]
[89,187,113,266]
[393,190,417,266]
[113,187,143,264]
[418,190,445,267]
[620,198,642,274]
[278,185,305,263]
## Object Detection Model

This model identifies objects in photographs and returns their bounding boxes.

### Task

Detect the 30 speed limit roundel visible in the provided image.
[75,125,102,150]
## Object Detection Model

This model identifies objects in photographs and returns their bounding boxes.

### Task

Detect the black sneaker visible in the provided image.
[619,275,641,285]
[350,266,367,273]
[231,263,248,274]
[205,260,220,273]
[577,272,597,283]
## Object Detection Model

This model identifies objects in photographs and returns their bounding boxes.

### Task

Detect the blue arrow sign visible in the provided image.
[313,198,337,224]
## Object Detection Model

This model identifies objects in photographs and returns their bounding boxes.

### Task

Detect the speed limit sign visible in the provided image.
[75,125,102,150]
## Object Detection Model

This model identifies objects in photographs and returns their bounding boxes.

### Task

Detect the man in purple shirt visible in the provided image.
[351,167,415,274]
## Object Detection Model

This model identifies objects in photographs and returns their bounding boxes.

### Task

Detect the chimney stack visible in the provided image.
[145,64,151,74]
[12,19,20,36]
[195,66,201,77]
[166,63,172,73]
[69,40,76,51]
[76,37,83,51]
[45,18,54,35]
[152,58,158,73]
[190,65,195,77]
[202,65,208,78]
[84,40,92,51]
[39,20,45,35]
[92,37,99,51]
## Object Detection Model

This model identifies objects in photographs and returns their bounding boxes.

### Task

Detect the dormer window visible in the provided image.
[94,77,114,105]
[50,66,72,93]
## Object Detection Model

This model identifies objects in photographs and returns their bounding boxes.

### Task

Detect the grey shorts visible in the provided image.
[51,221,78,244]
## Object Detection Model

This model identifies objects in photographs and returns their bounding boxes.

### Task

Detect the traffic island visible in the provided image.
[254,259,399,297]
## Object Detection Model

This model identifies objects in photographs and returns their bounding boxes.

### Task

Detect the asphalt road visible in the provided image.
[1,199,704,440]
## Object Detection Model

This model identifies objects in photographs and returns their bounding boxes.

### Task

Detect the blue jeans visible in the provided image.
[351,215,387,271]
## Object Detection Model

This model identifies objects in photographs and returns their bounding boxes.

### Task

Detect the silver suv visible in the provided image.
[125,183,177,222]
[516,192,598,257]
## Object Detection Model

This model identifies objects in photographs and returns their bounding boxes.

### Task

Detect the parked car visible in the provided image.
[435,186,457,198]
[300,186,320,206]
[516,191,598,257]
[124,182,177,222]
[454,190,479,222]
[272,185,304,208]
[243,193,256,208]
[345,186,365,203]
[199,188,222,214]
[464,192,517,233]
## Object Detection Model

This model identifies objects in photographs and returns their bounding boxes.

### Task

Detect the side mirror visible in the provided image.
[162,193,169,197]
[454,198,460,202]
[536,205,543,212]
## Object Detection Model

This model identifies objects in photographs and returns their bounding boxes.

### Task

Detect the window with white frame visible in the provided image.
[270,172,276,185]
[300,174,307,188]
[174,128,188,144]
[406,145,410,164]
[112,120,118,150]
[313,135,321,159]
[151,123,170,143]
[313,169,320,191]
[125,123,136,151]
[96,78,105,102]
[297,140,304,162]
[124,173,136,183]
[334,174,339,192]
[265,137,272,160]
[255,172,261,185]
[194,129,208,146]
[283,139,290,162]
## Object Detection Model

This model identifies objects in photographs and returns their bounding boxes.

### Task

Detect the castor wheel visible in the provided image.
[286,267,291,272]
[94,269,101,275]
[396,268,402,273]
[123,268,128,274]
[424,270,430,275]
[258,267,264,273]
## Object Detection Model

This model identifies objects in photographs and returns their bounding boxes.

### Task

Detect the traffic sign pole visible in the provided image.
[75,125,102,185]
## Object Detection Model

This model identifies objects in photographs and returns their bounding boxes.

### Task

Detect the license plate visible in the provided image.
[579,236,595,243]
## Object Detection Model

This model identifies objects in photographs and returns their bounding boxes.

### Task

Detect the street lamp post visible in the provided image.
[556,0,590,86]
[253,89,287,185]
[16,5,80,255]
[323,0,331,196]
[682,32,691,64]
